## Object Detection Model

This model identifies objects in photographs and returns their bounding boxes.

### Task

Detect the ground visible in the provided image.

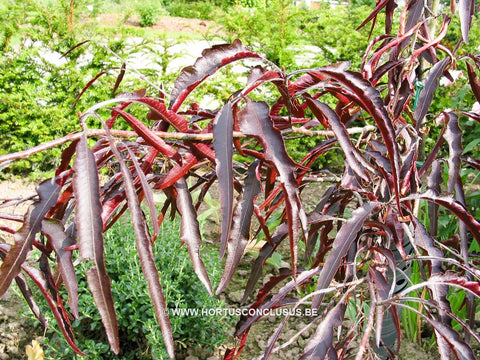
[0,180,42,359]
[96,13,223,36]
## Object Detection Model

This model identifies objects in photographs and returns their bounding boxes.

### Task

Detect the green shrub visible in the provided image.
[163,0,219,20]
[23,217,230,359]
[137,2,163,27]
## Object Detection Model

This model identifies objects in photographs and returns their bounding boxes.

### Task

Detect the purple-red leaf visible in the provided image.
[403,190,480,241]
[241,224,289,304]
[458,0,475,44]
[213,102,235,257]
[0,178,60,297]
[153,152,199,190]
[305,97,369,181]
[73,134,119,354]
[411,215,443,273]
[124,145,160,237]
[370,266,401,352]
[108,138,175,359]
[72,70,110,108]
[0,244,47,327]
[299,302,345,360]
[414,57,451,128]
[112,62,126,96]
[356,0,393,32]
[41,219,79,318]
[236,267,322,335]
[238,101,308,278]
[309,65,401,210]
[113,108,182,164]
[175,178,213,295]
[397,302,476,360]
[312,202,381,308]
[465,61,480,103]
[169,39,262,112]
[0,244,86,356]
[427,160,442,236]
[443,112,462,193]
[216,160,261,295]
[134,97,216,161]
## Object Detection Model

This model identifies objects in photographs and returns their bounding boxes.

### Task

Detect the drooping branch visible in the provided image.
[0,126,377,165]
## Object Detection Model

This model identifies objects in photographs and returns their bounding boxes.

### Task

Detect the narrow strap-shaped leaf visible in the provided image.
[241,69,284,100]
[396,302,476,360]
[411,215,443,273]
[0,244,47,327]
[427,160,442,236]
[305,97,370,181]
[0,244,86,356]
[310,65,402,210]
[175,178,213,295]
[458,0,475,44]
[73,133,119,354]
[133,97,216,161]
[107,138,175,359]
[403,190,480,241]
[299,302,345,360]
[356,0,392,31]
[153,151,199,190]
[15,272,47,327]
[414,57,451,129]
[236,267,321,336]
[113,108,182,164]
[169,39,263,112]
[124,145,160,237]
[216,160,261,295]
[241,224,289,304]
[369,266,401,352]
[405,0,424,34]
[443,112,462,193]
[312,201,381,308]
[239,101,308,278]
[0,178,60,297]
[364,23,421,79]
[465,61,480,103]
[112,62,126,96]
[42,219,79,318]
[410,15,450,65]
[213,102,235,257]
[107,89,147,128]
[72,70,111,108]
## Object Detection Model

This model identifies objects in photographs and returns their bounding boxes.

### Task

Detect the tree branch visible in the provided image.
[0,126,377,165]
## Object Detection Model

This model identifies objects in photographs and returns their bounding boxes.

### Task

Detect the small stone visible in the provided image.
[185,356,199,360]
[227,289,244,304]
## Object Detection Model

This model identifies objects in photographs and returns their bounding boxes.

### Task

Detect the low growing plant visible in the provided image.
[1,1,480,360]
[137,2,165,28]
[20,216,229,359]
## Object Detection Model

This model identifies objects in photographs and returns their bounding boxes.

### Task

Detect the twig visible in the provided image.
[0,125,377,164]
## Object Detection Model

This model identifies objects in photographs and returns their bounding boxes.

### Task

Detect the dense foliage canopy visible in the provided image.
[1,0,480,359]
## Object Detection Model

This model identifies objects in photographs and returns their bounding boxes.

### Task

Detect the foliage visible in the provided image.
[163,0,220,20]
[0,0,182,178]
[220,1,386,70]
[21,217,229,359]
[1,1,480,360]
[137,2,165,28]
[221,0,303,68]
[298,3,386,68]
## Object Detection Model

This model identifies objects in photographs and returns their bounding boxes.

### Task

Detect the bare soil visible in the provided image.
[96,13,224,36]
[0,180,42,359]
